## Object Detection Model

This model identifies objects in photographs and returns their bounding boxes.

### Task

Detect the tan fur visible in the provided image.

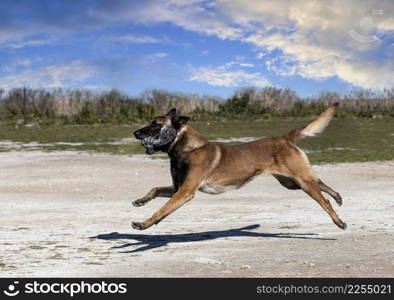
[287,103,338,141]
[132,104,346,231]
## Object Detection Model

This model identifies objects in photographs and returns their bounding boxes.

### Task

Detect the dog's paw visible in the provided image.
[334,194,343,206]
[132,198,147,207]
[339,221,347,230]
[131,221,149,230]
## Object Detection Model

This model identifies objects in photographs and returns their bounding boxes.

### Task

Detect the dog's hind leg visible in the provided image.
[318,179,342,206]
[297,177,346,230]
[276,145,346,230]
[132,186,175,207]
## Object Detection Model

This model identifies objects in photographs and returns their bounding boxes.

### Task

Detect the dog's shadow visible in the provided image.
[91,224,336,253]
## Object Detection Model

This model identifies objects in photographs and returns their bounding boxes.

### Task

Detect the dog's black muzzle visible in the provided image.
[133,126,177,155]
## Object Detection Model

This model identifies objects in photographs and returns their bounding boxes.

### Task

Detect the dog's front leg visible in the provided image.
[131,168,204,230]
[132,186,175,207]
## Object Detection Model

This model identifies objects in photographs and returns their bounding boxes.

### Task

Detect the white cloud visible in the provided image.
[216,0,394,89]
[109,34,167,44]
[120,0,243,40]
[0,55,180,91]
[153,52,169,58]
[0,60,94,90]
[125,0,394,90]
[224,61,255,68]
[336,60,394,89]
[378,19,394,31]
[189,63,270,87]
[15,59,33,66]
[2,57,41,73]
[3,38,53,49]
[238,63,254,68]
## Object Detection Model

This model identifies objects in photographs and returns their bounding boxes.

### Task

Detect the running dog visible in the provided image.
[132,104,346,230]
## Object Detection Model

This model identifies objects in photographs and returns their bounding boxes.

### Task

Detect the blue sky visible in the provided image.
[0,0,393,98]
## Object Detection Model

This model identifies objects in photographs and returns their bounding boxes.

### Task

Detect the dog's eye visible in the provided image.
[151,123,161,129]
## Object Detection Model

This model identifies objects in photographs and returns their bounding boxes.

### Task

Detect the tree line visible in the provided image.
[0,86,393,124]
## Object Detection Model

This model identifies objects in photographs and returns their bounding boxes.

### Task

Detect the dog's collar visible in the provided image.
[168,126,187,152]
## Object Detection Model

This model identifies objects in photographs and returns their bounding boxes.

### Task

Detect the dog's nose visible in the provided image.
[134,130,142,139]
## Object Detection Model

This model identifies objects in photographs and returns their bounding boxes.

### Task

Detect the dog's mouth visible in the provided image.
[145,147,155,155]
[140,137,158,155]
[139,126,177,155]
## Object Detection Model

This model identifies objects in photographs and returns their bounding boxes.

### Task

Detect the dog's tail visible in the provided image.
[286,103,339,142]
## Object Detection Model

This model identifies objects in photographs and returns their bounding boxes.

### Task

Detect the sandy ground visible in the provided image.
[0,151,393,277]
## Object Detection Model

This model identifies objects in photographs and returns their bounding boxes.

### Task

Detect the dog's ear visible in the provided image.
[177,116,190,125]
[172,115,190,129]
[166,108,177,118]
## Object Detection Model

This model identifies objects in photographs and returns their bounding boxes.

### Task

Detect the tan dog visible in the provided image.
[132,104,346,230]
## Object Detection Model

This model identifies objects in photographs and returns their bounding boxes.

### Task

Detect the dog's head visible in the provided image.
[133,108,190,155]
